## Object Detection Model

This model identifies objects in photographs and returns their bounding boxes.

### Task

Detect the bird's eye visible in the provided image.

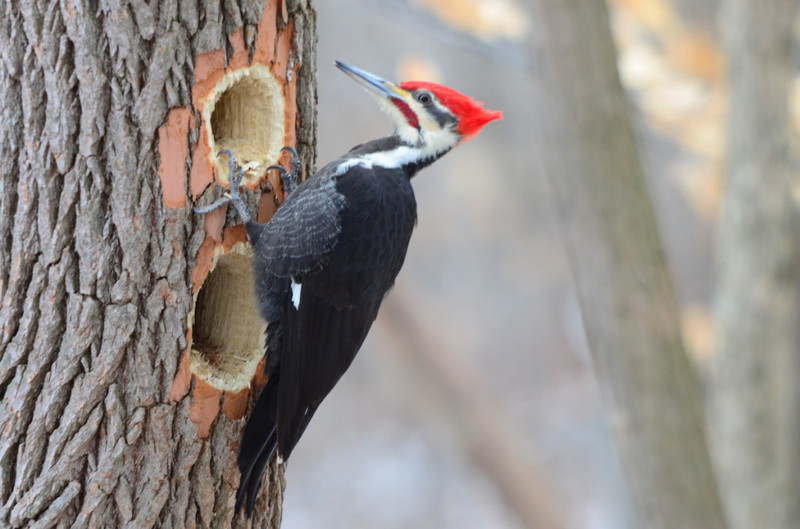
[415,91,433,104]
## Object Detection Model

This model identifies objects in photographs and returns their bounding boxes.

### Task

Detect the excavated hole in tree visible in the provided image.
[204,65,285,185]
[190,246,265,391]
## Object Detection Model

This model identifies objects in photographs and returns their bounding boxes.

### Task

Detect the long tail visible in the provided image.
[235,375,280,516]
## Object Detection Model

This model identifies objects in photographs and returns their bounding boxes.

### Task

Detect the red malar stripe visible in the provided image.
[391,99,420,130]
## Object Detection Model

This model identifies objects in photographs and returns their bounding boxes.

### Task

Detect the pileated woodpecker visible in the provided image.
[195,61,501,515]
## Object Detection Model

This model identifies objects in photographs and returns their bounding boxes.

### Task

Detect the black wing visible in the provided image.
[237,163,417,516]
[247,161,349,279]
[274,165,418,455]
[237,162,350,515]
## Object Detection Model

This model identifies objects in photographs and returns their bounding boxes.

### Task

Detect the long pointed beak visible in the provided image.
[335,61,407,101]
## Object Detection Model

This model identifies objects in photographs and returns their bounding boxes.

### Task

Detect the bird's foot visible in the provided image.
[268,146,300,197]
[194,150,252,223]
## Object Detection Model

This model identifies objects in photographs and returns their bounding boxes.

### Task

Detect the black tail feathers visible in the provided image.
[235,377,280,517]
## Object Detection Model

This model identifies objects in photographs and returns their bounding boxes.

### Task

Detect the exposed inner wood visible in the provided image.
[205,65,285,184]
[190,245,265,392]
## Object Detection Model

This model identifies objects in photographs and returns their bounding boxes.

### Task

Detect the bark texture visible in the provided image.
[0,1,316,527]
[708,1,800,528]
[528,1,726,528]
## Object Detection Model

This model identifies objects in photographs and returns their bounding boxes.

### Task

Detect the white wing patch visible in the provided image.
[291,279,302,309]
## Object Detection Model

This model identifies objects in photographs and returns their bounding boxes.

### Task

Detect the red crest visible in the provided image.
[400,81,502,141]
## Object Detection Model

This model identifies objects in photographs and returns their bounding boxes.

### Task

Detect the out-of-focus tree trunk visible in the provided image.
[527,1,726,528]
[0,1,316,527]
[708,1,800,528]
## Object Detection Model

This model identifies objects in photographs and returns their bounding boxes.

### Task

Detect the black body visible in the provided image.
[235,137,444,514]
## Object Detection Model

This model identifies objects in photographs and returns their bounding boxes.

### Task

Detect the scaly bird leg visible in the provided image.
[193,150,251,223]
[267,146,300,197]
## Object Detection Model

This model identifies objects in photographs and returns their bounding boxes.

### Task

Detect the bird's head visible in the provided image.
[335,61,502,157]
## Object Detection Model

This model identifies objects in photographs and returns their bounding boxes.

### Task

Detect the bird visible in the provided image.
[194,60,501,516]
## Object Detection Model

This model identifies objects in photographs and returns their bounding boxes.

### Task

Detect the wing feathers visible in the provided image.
[237,162,418,513]
[248,173,347,279]
[275,287,379,460]
[236,376,280,515]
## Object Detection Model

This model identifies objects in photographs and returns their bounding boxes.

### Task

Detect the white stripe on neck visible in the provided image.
[359,128,456,170]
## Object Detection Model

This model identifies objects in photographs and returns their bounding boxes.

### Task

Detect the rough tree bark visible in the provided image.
[708,1,800,528]
[0,1,316,527]
[527,1,727,528]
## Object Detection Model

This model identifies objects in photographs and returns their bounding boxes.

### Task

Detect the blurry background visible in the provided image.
[280,1,797,528]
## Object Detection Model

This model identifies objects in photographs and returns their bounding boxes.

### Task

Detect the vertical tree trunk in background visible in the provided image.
[527,1,726,528]
[0,1,316,527]
[708,1,800,528]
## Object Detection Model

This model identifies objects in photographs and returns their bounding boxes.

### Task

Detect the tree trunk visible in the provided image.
[527,1,726,528]
[708,1,800,528]
[0,1,316,527]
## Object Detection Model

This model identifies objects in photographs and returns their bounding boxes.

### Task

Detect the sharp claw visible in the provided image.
[267,164,288,176]
[192,150,252,222]
[268,163,297,198]
[269,146,299,196]
[281,147,301,182]
[281,146,299,165]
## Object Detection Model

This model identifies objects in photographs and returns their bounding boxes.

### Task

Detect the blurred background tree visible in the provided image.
[708,1,800,529]
[285,1,800,528]
[529,0,725,527]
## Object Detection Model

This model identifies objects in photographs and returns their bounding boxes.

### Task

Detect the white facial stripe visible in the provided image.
[356,88,461,169]
[396,122,421,144]
[432,99,449,115]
